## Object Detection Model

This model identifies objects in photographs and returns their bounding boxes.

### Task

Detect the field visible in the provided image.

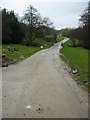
[2,44,41,62]
[60,40,89,91]
[1,39,55,65]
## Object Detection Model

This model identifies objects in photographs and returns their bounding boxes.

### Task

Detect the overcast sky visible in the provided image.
[0,0,89,30]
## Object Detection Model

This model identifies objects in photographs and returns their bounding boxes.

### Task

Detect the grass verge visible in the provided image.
[2,44,41,62]
[56,36,64,42]
[1,36,64,63]
[0,44,2,54]
[60,40,89,92]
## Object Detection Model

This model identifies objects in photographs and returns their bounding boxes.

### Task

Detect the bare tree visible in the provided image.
[43,17,53,28]
[79,1,90,26]
[23,5,43,44]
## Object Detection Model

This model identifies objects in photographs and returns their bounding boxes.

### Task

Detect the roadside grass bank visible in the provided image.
[1,37,64,65]
[1,41,53,65]
[60,40,89,92]
[2,44,41,63]
[56,36,64,42]
[0,44,2,54]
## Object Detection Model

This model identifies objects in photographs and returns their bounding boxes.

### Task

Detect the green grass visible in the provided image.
[2,44,41,62]
[56,36,64,42]
[1,36,61,63]
[0,44,2,54]
[60,40,89,92]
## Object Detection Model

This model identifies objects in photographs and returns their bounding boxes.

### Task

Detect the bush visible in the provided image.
[69,38,81,47]
[44,34,54,42]
[31,38,46,47]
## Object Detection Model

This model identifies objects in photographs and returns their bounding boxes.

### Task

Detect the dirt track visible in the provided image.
[2,38,88,118]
